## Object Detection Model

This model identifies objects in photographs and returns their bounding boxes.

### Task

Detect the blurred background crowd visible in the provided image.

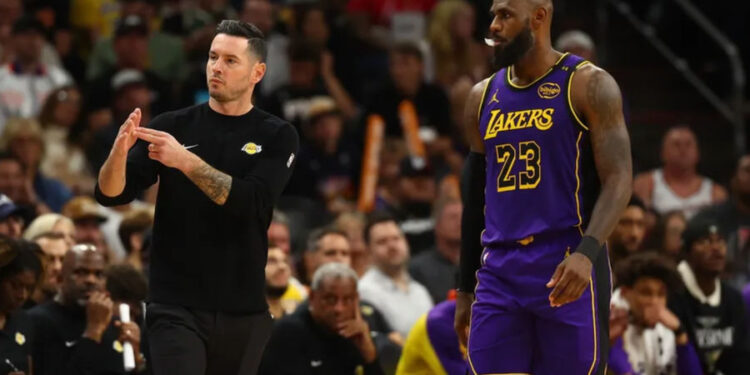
[0,0,748,374]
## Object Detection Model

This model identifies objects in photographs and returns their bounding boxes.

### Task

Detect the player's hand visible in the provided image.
[112,108,142,158]
[546,253,592,307]
[135,128,194,171]
[454,290,474,349]
[84,291,113,342]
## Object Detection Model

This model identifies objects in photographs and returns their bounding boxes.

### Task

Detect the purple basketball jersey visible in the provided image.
[478,53,599,246]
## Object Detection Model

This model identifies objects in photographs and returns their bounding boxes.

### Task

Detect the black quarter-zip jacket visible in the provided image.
[96,103,299,313]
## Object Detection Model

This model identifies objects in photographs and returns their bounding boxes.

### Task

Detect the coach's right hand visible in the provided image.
[454,291,474,349]
[111,108,142,157]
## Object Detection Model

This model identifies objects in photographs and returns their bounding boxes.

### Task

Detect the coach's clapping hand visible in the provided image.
[135,128,198,172]
[546,253,592,307]
[112,108,142,157]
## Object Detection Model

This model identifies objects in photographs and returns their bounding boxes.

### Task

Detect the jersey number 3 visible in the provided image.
[495,141,541,192]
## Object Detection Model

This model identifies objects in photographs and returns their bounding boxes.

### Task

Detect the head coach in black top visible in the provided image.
[94,20,299,375]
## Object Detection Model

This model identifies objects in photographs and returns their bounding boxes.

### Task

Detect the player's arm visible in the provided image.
[455,78,489,347]
[133,124,299,217]
[547,65,632,306]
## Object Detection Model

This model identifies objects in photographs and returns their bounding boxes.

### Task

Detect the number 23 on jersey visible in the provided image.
[495,141,541,193]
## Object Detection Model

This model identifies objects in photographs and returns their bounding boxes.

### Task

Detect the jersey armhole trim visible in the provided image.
[567,60,591,131]
[476,73,497,121]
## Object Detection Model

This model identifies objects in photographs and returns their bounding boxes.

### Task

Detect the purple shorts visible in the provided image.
[467,229,611,375]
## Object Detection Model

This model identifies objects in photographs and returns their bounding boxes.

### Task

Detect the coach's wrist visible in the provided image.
[178,151,201,174]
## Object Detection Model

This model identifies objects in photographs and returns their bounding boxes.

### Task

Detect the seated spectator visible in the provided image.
[268,210,292,255]
[409,197,461,304]
[609,252,702,375]
[644,210,687,262]
[634,126,727,219]
[86,15,174,118]
[396,299,466,375]
[669,217,750,374]
[260,39,356,128]
[359,212,433,338]
[62,196,110,256]
[693,154,750,289]
[363,42,452,143]
[303,227,352,285]
[0,16,71,129]
[0,194,25,239]
[22,213,76,248]
[608,196,648,271]
[259,263,383,375]
[334,211,370,277]
[117,208,154,272]
[1,118,73,213]
[28,244,144,375]
[0,238,43,374]
[86,0,184,83]
[29,231,69,307]
[284,98,360,213]
[379,157,437,254]
[37,86,95,195]
[265,246,297,319]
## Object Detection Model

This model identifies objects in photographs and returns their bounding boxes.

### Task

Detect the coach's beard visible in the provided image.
[492,25,534,69]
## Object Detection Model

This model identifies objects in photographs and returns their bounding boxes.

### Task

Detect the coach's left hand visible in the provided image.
[135,128,196,171]
[546,253,592,307]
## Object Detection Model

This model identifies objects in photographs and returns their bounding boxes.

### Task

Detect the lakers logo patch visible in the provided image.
[538,82,561,99]
[241,142,262,155]
[15,332,25,346]
[113,340,124,353]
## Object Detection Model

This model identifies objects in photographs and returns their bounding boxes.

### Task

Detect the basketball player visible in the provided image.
[455,1,633,374]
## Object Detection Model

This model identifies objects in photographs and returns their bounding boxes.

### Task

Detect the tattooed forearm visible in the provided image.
[185,162,232,205]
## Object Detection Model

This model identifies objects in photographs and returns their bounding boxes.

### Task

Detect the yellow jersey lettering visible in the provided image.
[484,108,555,137]
[536,108,555,131]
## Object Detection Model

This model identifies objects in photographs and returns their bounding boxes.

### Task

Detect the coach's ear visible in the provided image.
[251,61,266,85]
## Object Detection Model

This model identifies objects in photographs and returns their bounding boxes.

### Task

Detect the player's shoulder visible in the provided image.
[570,62,620,90]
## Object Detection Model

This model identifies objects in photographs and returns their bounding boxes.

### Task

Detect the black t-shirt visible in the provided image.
[669,283,750,374]
[28,301,126,375]
[95,103,299,313]
[0,311,34,374]
[364,81,453,139]
[258,306,384,375]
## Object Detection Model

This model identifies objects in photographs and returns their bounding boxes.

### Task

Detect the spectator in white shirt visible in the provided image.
[358,212,433,338]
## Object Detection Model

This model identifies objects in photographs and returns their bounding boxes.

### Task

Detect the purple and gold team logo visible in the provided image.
[537,82,561,99]
[241,142,262,155]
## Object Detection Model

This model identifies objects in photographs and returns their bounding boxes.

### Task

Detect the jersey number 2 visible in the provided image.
[495,141,541,192]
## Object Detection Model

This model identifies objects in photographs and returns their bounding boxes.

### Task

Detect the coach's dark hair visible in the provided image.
[306,227,349,254]
[215,20,267,62]
[615,252,682,291]
[363,211,399,245]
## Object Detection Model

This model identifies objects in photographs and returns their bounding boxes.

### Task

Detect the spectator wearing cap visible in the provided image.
[0,238,43,375]
[668,217,750,374]
[0,118,73,213]
[0,16,72,130]
[117,208,153,272]
[408,197,461,304]
[85,14,174,119]
[29,244,145,375]
[377,156,437,255]
[284,97,361,213]
[88,68,154,173]
[62,196,109,254]
[259,263,384,375]
[359,212,433,338]
[86,0,185,83]
[0,194,25,239]
[693,154,750,289]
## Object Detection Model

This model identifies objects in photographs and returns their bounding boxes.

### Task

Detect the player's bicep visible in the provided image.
[463,80,489,154]
[574,68,632,182]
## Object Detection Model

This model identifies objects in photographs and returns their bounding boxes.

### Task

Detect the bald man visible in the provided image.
[456,0,632,373]
[28,245,144,375]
